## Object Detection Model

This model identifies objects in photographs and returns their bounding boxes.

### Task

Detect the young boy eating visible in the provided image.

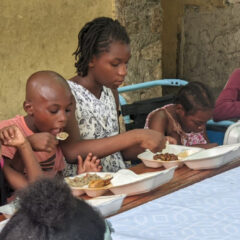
[0,71,101,192]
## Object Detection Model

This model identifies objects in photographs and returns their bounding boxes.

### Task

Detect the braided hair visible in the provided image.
[174,81,215,115]
[73,17,130,77]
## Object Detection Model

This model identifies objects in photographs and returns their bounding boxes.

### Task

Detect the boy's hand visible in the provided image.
[0,125,26,147]
[28,133,58,152]
[77,153,102,174]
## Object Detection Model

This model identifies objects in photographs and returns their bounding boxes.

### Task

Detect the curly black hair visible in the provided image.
[73,17,130,77]
[0,177,106,240]
[174,81,215,115]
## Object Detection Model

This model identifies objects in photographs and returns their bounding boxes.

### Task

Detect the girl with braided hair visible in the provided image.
[145,81,217,149]
[64,17,176,174]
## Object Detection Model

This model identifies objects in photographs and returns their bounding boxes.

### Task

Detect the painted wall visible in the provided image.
[181,2,240,98]
[0,0,113,120]
[161,0,225,79]
[115,0,163,103]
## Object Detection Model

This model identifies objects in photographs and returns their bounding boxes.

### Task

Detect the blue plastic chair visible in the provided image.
[206,119,235,145]
[118,79,188,125]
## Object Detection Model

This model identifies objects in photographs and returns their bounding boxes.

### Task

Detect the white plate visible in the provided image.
[183,144,240,170]
[109,167,176,196]
[86,194,126,217]
[0,219,9,232]
[138,145,202,169]
[0,201,17,219]
[65,172,114,197]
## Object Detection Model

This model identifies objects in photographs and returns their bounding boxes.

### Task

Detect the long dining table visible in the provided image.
[108,160,240,240]
[114,158,240,215]
[1,158,240,236]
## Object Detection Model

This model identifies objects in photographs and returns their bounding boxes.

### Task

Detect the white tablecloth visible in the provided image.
[108,166,240,240]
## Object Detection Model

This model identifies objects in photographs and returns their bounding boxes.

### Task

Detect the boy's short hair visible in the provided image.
[0,177,106,240]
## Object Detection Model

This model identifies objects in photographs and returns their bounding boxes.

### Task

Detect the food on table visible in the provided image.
[88,177,112,188]
[153,153,178,161]
[177,150,189,158]
[66,174,102,187]
[56,132,69,141]
[66,174,112,188]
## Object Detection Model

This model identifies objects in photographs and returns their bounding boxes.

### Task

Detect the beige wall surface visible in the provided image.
[0,0,113,120]
[181,3,240,98]
[161,0,225,79]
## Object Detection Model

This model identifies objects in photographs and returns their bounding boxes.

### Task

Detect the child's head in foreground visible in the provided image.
[174,81,214,133]
[73,16,131,86]
[24,70,75,135]
[0,177,106,240]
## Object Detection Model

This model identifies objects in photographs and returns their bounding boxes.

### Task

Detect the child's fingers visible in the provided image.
[7,127,15,139]
[94,159,101,164]
[77,155,83,165]
[97,164,102,172]
[94,159,102,171]
[90,155,98,164]
[85,152,93,162]
[1,129,13,143]
[77,155,84,174]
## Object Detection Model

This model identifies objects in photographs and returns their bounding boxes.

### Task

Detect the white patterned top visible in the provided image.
[68,81,126,172]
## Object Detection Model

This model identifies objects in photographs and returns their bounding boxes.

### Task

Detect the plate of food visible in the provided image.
[183,144,240,170]
[138,144,202,168]
[65,172,113,197]
[109,167,176,196]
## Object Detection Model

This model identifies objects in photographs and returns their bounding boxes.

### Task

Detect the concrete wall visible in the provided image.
[180,2,240,98]
[161,0,225,79]
[0,0,113,120]
[115,0,163,103]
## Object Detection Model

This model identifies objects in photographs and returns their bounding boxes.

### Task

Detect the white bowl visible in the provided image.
[65,172,114,197]
[138,145,202,169]
[0,219,9,233]
[109,167,176,196]
[183,144,240,170]
[0,201,17,219]
[86,194,126,217]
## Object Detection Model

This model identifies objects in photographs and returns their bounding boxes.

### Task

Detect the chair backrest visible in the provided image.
[121,94,174,130]
[118,79,188,131]
[206,120,235,145]
[223,121,240,145]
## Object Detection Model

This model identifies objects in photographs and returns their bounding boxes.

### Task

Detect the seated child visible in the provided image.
[0,71,101,192]
[0,177,107,240]
[145,81,217,149]
[0,125,42,205]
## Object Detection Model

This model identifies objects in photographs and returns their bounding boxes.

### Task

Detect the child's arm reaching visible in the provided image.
[77,153,102,174]
[60,112,171,162]
[0,125,42,190]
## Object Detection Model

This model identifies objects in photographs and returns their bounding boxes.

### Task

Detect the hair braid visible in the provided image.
[73,17,130,77]
[174,81,215,115]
